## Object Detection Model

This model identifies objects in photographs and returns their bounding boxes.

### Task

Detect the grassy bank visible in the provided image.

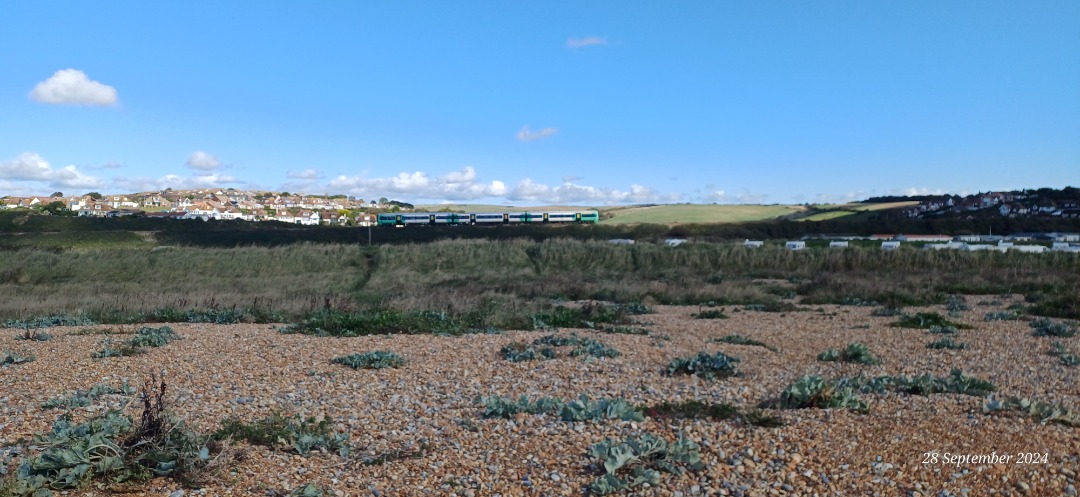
[0,239,1078,322]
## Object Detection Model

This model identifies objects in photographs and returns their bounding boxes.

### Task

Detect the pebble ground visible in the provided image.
[1,296,1077,496]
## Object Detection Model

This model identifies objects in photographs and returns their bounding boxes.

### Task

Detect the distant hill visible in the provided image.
[599,204,806,225]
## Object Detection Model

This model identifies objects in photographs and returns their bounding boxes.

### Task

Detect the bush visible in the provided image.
[710,334,778,352]
[586,432,703,495]
[926,338,967,350]
[1029,317,1077,338]
[817,343,880,365]
[331,351,406,369]
[666,352,739,380]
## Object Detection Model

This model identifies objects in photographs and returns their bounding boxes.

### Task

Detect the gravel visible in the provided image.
[1,296,1077,496]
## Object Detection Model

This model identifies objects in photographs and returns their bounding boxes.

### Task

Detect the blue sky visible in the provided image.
[2,1,1077,205]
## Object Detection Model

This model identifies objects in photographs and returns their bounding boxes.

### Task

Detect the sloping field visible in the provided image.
[600,204,805,225]
[3,298,1074,496]
[799,201,919,222]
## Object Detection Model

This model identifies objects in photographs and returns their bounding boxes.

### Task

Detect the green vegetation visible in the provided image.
[332,351,406,369]
[0,375,217,495]
[499,342,555,362]
[891,312,970,330]
[0,349,35,365]
[586,432,703,495]
[214,412,350,457]
[773,376,869,413]
[817,343,881,365]
[666,352,740,380]
[710,334,778,352]
[984,310,1022,321]
[477,395,643,422]
[42,383,137,409]
[984,396,1080,427]
[501,333,620,361]
[90,326,180,359]
[692,309,728,319]
[599,204,803,225]
[13,328,52,341]
[928,325,959,334]
[1048,342,1079,367]
[1029,317,1077,337]
[927,337,967,350]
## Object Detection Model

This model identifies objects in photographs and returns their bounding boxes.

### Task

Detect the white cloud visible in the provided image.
[286,168,321,180]
[734,191,769,204]
[185,151,221,172]
[562,174,583,183]
[885,187,948,197]
[703,189,727,203]
[30,69,118,106]
[507,179,677,204]
[327,166,508,201]
[516,125,558,142]
[0,152,104,191]
[566,36,607,48]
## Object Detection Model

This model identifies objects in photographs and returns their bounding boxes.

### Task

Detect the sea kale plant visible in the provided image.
[586,432,703,495]
[666,352,739,380]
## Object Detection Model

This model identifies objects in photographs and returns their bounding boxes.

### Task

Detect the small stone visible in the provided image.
[169,491,185,497]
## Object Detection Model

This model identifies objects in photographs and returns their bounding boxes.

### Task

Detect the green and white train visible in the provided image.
[377,210,599,226]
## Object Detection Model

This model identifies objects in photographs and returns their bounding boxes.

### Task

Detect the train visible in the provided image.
[377,210,600,226]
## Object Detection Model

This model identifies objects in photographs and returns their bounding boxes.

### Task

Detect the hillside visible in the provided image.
[599,204,806,225]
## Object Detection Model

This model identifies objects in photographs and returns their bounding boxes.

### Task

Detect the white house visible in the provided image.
[785,241,806,251]
[881,241,901,251]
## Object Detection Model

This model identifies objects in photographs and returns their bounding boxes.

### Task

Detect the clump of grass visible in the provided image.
[984,311,1021,321]
[666,352,739,380]
[500,342,555,362]
[0,349,35,365]
[1029,317,1077,338]
[214,411,349,457]
[892,312,969,330]
[692,310,728,319]
[817,343,880,365]
[331,351,406,369]
[42,383,137,409]
[710,334,778,352]
[927,337,967,350]
[586,432,703,495]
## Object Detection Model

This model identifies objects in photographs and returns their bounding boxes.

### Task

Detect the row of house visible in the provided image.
[901,191,1080,219]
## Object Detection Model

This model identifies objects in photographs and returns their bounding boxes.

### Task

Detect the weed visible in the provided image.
[710,334,778,352]
[331,351,406,369]
[13,328,52,341]
[741,409,785,428]
[927,338,967,350]
[817,343,881,365]
[666,352,739,380]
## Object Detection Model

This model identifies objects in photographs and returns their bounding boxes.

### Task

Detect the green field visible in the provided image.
[599,204,805,225]
[797,201,918,222]
[412,204,595,212]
